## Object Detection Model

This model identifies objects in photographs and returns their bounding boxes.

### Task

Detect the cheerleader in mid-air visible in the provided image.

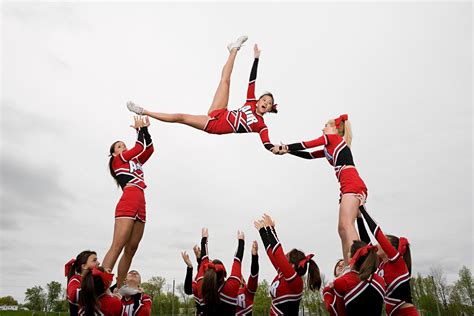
[65,250,99,316]
[357,193,419,316]
[102,116,154,288]
[255,213,321,316]
[277,114,367,266]
[126,37,279,152]
[193,228,245,315]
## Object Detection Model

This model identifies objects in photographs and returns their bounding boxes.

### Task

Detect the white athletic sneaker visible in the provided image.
[127,101,144,115]
[227,35,248,52]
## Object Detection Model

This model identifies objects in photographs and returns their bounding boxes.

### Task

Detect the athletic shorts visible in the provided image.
[394,306,420,316]
[203,108,234,135]
[339,167,368,202]
[115,186,146,222]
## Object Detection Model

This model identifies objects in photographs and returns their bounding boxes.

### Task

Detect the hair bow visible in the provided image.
[65,259,76,277]
[298,253,315,269]
[350,244,377,266]
[334,114,348,128]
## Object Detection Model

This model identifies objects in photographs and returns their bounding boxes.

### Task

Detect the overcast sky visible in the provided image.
[1,1,472,303]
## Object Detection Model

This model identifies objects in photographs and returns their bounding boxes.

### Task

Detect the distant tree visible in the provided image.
[153,292,180,315]
[0,295,18,306]
[46,281,63,311]
[431,266,450,312]
[24,285,46,311]
[142,276,166,301]
[253,280,271,315]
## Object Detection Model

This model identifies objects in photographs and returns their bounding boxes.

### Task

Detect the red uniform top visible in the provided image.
[287,134,355,180]
[112,127,154,190]
[359,205,414,316]
[78,293,123,316]
[332,271,385,316]
[192,237,244,315]
[67,274,81,316]
[235,254,259,315]
[121,293,152,316]
[258,226,303,316]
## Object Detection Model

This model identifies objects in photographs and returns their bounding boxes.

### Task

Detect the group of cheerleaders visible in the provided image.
[65,36,419,316]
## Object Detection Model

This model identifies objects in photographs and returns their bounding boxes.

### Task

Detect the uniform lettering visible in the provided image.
[129,160,143,173]
[237,293,246,308]
[240,105,258,125]
[270,280,280,298]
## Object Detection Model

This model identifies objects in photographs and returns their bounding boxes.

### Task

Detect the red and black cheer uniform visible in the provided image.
[67,274,82,315]
[330,269,385,316]
[259,226,303,316]
[122,292,152,316]
[235,253,259,315]
[204,58,274,151]
[359,205,419,316]
[112,126,154,222]
[286,132,367,199]
[193,236,244,315]
[78,293,123,316]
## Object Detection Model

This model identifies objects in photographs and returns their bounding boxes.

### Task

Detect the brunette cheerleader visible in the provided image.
[65,250,99,316]
[102,116,154,287]
[235,240,259,316]
[254,213,321,316]
[127,38,279,152]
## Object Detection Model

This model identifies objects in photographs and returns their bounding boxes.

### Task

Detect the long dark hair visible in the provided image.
[288,249,321,291]
[350,241,378,281]
[109,141,120,187]
[79,267,106,316]
[202,259,226,312]
[67,250,97,281]
[387,235,412,275]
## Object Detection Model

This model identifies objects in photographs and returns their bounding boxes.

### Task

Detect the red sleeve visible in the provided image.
[221,258,242,298]
[192,256,209,294]
[137,143,154,164]
[137,294,152,316]
[302,135,328,149]
[322,286,337,316]
[67,277,80,303]
[120,142,145,162]
[374,227,400,262]
[272,244,298,282]
[259,126,271,146]
[246,274,258,297]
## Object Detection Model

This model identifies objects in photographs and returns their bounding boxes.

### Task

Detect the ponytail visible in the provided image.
[387,235,412,275]
[109,142,120,187]
[79,268,105,316]
[307,259,322,291]
[340,120,352,147]
[350,241,378,281]
[201,260,225,312]
[288,249,321,291]
[202,270,219,311]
